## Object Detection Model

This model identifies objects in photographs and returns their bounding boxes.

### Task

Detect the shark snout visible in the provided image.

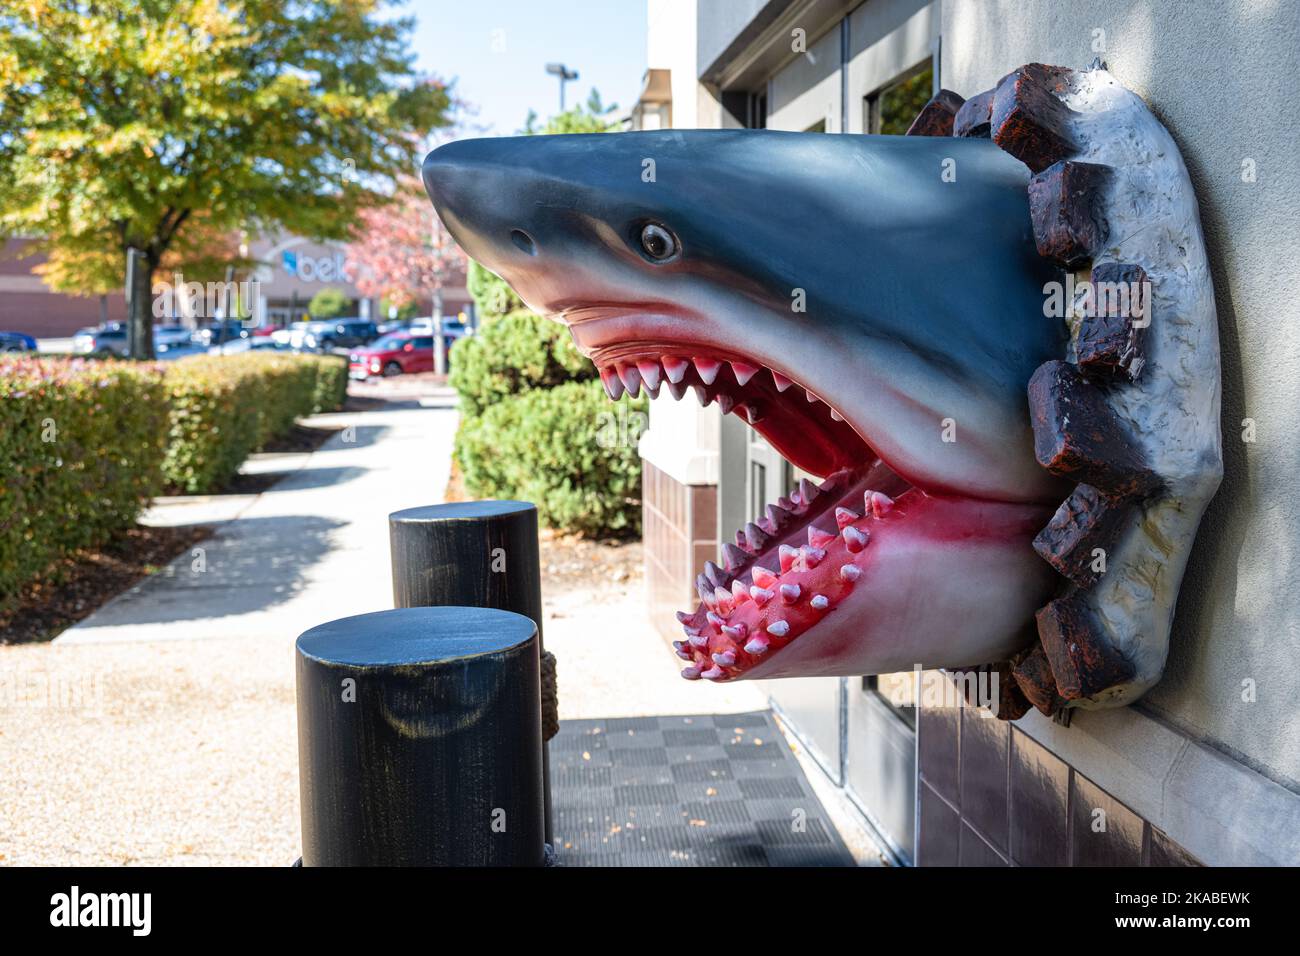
[423,140,535,275]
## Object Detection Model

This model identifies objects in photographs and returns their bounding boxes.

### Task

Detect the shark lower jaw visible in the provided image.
[592,345,1057,682]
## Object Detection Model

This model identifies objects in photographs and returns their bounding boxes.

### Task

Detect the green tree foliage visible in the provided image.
[308,286,350,319]
[380,296,420,322]
[0,0,452,355]
[466,259,524,321]
[456,381,646,538]
[449,310,594,418]
[521,88,620,135]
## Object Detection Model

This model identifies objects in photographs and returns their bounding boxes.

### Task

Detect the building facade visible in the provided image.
[634,0,1299,866]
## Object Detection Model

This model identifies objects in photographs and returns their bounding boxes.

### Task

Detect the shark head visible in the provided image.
[424,129,1070,681]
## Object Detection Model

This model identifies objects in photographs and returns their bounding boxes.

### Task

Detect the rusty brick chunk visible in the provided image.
[1012,644,1066,716]
[1077,262,1151,381]
[1028,359,1160,498]
[1028,160,1109,269]
[1036,593,1136,700]
[953,88,995,137]
[994,661,1033,721]
[1034,484,1134,588]
[991,64,1078,172]
[906,89,966,137]
[948,662,1029,721]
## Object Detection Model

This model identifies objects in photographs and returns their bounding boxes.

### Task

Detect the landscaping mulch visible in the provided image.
[0,523,214,645]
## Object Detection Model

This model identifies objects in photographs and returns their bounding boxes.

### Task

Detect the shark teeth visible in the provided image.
[692,356,721,385]
[600,367,625,400]
[843,526,869,552]
[834,507,860,529]
[617,363,642,397]
[661,355,690,383]
[772,371,794,392]
[722,543,749,571]
[807,524,835,548]
[867,490,896,517]
[703,561,729,589]
[730,361,759,386]
[636,359,662,396]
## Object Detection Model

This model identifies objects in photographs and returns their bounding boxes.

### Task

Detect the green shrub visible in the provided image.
[455,379,645,537]
[0,356,169,612]
[466,259,523,320]
[449,310,596,417]
[309,353,349,414]
[307,286,350,319]
[161,352,344,493]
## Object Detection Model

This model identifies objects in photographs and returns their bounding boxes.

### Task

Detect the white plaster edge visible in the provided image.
[1017,704,1300,866]
[638,425,720,486]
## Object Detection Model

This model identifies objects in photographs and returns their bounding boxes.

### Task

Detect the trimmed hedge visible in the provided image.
[455,379,646,537]
[162,352,347,493]
[0,356,169,612]
[0,351,349,612]
[449,310,596,418]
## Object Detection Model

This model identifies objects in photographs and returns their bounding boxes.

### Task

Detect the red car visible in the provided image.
[349,332,434,379]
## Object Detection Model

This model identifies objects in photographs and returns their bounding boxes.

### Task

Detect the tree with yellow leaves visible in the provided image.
[0,0,452,356]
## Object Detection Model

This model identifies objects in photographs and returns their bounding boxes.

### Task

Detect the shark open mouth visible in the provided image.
[591,347,1052,683]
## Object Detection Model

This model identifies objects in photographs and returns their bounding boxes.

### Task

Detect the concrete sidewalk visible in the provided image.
[58,394,458,644]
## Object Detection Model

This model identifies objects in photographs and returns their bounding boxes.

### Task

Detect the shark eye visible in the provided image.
[639,223,677,261]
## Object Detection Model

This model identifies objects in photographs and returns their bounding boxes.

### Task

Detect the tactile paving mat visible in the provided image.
[550,711,854,867]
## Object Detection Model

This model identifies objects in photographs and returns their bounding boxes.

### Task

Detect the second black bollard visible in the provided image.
[388,500,554,844]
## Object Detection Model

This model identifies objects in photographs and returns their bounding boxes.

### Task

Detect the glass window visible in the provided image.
[863,673,917,730]
[865,59,934,135]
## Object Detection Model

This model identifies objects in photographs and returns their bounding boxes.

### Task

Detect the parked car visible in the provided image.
[197,320,253,346]
[153,324,200,354]
[303,318,377,352]
[0,331,37,352]
[72,324,128,356]
[407,316,471,354]
[208,337,290,356]
[348,332,434,379]
[272,321,312,349]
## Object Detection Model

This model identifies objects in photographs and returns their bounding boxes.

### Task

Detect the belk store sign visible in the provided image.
[277,249,354,284]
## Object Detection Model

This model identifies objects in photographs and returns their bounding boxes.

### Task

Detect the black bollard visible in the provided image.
[295,606,544,867]
[388,500,554,844]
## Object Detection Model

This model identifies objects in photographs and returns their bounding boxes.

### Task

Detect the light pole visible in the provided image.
[545,62,578,113]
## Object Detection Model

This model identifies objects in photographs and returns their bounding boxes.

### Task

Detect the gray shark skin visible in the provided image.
[423,130,1069,682]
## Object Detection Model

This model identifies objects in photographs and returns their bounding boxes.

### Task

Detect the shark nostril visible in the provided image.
[510,229,536,256]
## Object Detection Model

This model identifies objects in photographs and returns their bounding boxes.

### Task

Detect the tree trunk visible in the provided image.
[125,247,156,360]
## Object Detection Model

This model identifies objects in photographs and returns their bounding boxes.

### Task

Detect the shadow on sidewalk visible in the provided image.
[71,514,346,629]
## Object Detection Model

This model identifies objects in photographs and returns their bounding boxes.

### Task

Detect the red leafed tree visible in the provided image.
[347,175,467,319]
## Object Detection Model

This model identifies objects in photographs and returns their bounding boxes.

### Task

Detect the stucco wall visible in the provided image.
[941,0,1300,790]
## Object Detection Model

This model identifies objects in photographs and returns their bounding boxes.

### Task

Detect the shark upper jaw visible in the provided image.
[578,326,1057,683]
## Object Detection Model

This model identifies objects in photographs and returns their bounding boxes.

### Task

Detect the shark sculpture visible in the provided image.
[422,63,1221,718]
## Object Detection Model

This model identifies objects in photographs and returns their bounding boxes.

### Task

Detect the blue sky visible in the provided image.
[406,0,648,135]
